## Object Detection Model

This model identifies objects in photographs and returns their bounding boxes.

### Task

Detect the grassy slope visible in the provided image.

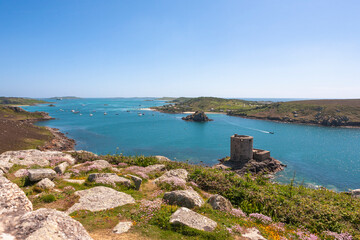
[153,97,263,113]
[6,152,359,239]
[0,97,48,106]
[0,106,53,153]
[230,99,360,126]
[153,97,360,126]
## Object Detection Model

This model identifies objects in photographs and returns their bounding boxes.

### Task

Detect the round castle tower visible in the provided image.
[230,134,253,164]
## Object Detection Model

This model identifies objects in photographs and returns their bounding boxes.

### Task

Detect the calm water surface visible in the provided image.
[24,98,360,191]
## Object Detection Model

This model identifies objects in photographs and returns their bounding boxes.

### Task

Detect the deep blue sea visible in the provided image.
[24,98,360,191]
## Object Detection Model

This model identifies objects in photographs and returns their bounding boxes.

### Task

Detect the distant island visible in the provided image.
[50,96,81,100]
[0,97,48,106]
[152,97,360,127]
[156,97,178,101]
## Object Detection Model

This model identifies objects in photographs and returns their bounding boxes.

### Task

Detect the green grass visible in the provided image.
[152,97,263,113]
[186,166,360,238]
[8,153,360,239]
[0,97,48,106]
[152,97,360,126]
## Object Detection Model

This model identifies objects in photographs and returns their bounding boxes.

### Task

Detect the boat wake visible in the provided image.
[224,120,273,134]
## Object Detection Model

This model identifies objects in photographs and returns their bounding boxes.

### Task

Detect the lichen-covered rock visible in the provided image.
[28,169,57,182]
[163,190,204,208]
[351,189,360,198]
[71,160,112,173]
[54,162,69,174]
[13,208,93,240]
[144,164,166,172]
[64,179,85,184]
[14,169,29,178]
[0,176,33,235]
[87,173,131,187]
[154,156,171,162]
[208,194,233,212]
[156,176,186,188]
[66,186,135,214]
[241,227,267,240]
[126,174,142,190]
[155,169,188,183]
[123,164,166,180]
[0,176,33,216]
[0,149,76,173]
[113,221,133,234]
[36,178,55,190]
[170,207,217,232]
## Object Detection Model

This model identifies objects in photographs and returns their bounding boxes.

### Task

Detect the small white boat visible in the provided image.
[104,112,107,115]
[71,110,75,113]
[138,113,142,116]
[90,114,93,117]
[79,113,82,116]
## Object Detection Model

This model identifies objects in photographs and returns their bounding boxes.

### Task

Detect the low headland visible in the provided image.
[152,97,360,127]
[0,98,74,154]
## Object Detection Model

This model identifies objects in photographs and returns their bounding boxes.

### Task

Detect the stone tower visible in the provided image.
[230,134,253,164]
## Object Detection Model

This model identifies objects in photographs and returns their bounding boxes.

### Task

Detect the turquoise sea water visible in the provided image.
[24,98,360,191]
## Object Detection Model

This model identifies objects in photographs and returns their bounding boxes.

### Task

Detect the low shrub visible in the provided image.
[41,194,56,203]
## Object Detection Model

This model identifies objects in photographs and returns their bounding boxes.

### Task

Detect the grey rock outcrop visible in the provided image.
[71,160,113,173]
[113,221,133,234]
[54,162,69,174]
[208,194,233,212]
[126,174,142,190]
[163,190,204,208]
[155,169,188,182]
[0,176,33,237]
[28,169,57,182]
[13,208,93,240]
[154,156,171,162]
[241,227,267,240]
[351,189,360,198]
[36,178,55,190]
[14,169,29,178]
[0,176,33,217]
[182,111,213,122]
[169,207,217,232]
[145,164,166,172]
[64,179,85,184]
[66,186,135,214]
[88,173,131,187]
[0,149,76,173]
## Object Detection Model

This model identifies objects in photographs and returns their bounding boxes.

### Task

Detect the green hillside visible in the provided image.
[0,97,48,106]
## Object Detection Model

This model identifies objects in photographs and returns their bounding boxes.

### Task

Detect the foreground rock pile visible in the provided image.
[0,176,92,240]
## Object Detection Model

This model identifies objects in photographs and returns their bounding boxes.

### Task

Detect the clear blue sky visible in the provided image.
[1,0,359,98]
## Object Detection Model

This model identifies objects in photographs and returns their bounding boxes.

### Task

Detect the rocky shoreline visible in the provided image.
[227,112,360,128]
[38,127,75,152]
[20,107,76,152]
[152,107,360,128]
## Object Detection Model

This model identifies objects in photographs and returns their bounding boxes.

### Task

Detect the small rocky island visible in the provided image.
[215,134,286,175]
[182,111,213,122]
